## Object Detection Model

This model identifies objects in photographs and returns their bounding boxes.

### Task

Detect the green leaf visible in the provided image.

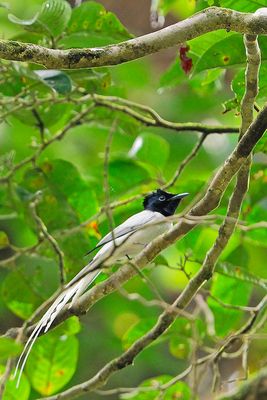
[208,274,253,336]
[21,167,78,232]
[0,64,72,124]
[0,63,40,97]
[26,334,79,396]
[255,135,267,155]
[193,227,218,259]
[168,317,193,337]
[217,0,267,12]
[232,62,267,103]
[68,68,111,93]
[128,132,170,170]
[122,318,157,350]
[200,68,223,85]
[244,205,267,248]
[35,70,72,94]
[193,33,244,75]
[54,316,81,336]
[160,0,196,19]
[0,2,9,9]
[8,0,72,37]
[226,244,250,267]
[0,215,37,247]
[0,230,9,249]
[222,97,239,113]
[121,375,191,400]
[159,58,185,89]
[191,32,267,75]
[169,337,191,359]
[216,261,267,290]
[0,365,30,400]
[189,30,232,58]
[41,159,98,223]
[14,103,72,128]
[108,159,150,195]
[61,1,132,48]
[21,160,98,232]
[0,337,23,360]
[2,255,58,319]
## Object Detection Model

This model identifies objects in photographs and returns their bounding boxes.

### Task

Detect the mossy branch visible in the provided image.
[0,7,267,69]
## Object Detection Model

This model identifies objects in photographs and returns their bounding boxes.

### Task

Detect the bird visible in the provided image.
[14,189,189,385]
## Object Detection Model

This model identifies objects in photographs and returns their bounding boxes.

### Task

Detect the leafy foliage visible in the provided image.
[121,375,192,400]
[60,1,132,47]
[0,0,267,399]
[0,366,30,400]
[26,334,79,395]
[8,0,72,37]
[0,338,22,361]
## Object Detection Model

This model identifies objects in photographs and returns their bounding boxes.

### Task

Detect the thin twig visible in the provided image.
[32,108,45,143]
[30,192,66,285]
[103,119,117,243]
[164,133,206,189]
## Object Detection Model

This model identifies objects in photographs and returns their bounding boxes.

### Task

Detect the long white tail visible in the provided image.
[14,267,100,387]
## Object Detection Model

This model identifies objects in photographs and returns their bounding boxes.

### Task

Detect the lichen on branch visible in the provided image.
[0,7,267,69]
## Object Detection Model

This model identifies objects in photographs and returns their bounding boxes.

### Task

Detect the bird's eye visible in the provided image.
[159,195,165,201]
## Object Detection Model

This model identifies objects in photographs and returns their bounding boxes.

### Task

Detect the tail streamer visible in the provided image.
[14,269,101,387]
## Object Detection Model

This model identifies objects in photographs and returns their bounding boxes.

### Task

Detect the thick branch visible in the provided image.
[197,33,260,290]
[0,7,267,69]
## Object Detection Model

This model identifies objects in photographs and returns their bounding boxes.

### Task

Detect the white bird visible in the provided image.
[15,189,189,386]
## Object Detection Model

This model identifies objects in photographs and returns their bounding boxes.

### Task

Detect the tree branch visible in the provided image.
[218,368,267,400]
[193,33,260,319]
[92,95,239,135]
[0,7,267,69]
[37,290,267,400]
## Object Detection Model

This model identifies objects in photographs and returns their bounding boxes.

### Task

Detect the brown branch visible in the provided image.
[93,95,239,135]
[0,92,239,136]
[190,33,260,321]
[0,8,267,69]
[218,367,267,400]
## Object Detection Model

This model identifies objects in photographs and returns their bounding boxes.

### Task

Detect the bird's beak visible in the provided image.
[167,192,189,201]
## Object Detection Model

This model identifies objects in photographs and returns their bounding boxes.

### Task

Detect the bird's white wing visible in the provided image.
[85,210,156,256]
[66,210,158,288]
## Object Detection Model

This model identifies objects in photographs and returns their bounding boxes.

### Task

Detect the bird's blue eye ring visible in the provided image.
[159,195,165,201]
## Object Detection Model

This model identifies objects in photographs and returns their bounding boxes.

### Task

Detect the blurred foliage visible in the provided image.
[0,1,267,400]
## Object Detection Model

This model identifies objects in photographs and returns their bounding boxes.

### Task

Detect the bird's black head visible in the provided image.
[143,189,189,216]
